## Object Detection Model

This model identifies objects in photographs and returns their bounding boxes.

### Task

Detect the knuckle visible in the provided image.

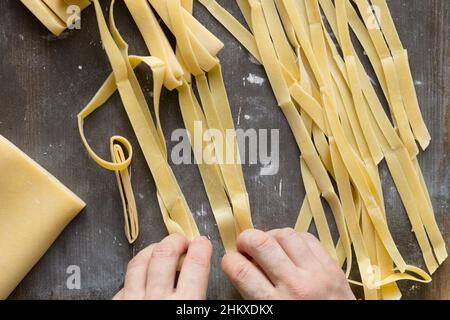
[233,261,253,284]
[186,252,209,268]
[299,232,318,243]
[324,275,346,297]
[283,279,310,299]
[249,232,276,254]
[278,228,299,242]
[169,232,188,244]
[195,236,213,252]
[152,242,177,258]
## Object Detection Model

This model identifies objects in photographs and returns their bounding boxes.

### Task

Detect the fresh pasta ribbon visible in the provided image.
[370,0,431,150]
[111,138,139,244]
[172,0,253,234]
[352,0,418,158]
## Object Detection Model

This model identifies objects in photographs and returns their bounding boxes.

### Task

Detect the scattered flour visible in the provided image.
[196,204,207,217]
[245,73,265,86]
[237,106,243,126]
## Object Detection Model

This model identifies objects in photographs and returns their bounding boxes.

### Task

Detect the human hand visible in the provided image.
[221,228,355,300]
[113,234,212,300]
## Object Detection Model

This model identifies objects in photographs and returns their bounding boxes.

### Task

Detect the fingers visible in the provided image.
[122,244,155,299]
[145,234,189,299]
[222,252,276,300]
[176,236,213,299]
[299,232,339,269]
[236,229,298,284]
[267,228,320,270]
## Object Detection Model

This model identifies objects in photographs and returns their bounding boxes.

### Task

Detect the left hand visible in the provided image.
[113,234,213,300]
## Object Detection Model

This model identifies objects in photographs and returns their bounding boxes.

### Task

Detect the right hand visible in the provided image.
[221,228,355,300]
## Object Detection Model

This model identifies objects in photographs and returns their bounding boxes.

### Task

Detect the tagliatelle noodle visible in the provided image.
[110,139,139,244]
[260,0,300,80]
[177,82,238,250]
[370,0,431,150]
[161,0,254,234]
[63,0,90,6]
[198,0,261,63]
[334,0,383,164]
[301,158,337,260]
[237,0,254,31]
[351,0,419,158]
[329,137,378,297]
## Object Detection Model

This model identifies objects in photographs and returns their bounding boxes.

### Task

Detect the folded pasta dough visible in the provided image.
[20,0,90,36]
[0,135,86,299]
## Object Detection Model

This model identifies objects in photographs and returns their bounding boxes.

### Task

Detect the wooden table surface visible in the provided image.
[1,0,448,300]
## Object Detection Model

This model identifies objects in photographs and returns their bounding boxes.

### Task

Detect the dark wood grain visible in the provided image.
[0,0,448,300]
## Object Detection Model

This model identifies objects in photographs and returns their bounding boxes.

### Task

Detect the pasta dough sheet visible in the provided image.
[0,135,86,300]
